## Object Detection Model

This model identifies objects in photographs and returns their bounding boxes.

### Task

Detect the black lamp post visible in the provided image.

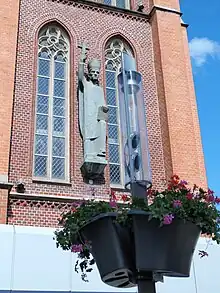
[117,52,156,293]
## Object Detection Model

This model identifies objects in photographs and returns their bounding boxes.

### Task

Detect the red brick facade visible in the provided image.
[1,0,207,226]
[0,0,19,184]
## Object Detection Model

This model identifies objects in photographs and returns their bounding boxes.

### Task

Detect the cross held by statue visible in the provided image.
[78,42,89,63]
[78,42,90,53]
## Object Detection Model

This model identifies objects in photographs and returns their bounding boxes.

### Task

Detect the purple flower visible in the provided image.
[180,180,188,185]
[217,217,220,224]
[163,214,174,225]
[71,244,83,253]
[109,199,117,208]
[72,201,81,208]
[173,200,182,208]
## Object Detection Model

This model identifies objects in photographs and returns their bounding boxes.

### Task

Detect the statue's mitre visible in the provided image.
[88,59,101,71]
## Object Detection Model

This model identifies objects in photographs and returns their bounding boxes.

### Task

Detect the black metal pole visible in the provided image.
[137,275,156,293]
[130,183,156,291]
[131,182,148,200]
[138,279,156,293]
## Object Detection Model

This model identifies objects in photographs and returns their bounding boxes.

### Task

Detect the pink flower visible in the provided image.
[206,195,215,203]
[110,190,117,201]
[215,197,220,204]
[208,188,214,195]
[163,214,174,225]
[173,200,182,208]
[109,199,117,208]
[71,244,83,253]
[121,194,130,202]
[186,192,194,200]
[171,175,180,183]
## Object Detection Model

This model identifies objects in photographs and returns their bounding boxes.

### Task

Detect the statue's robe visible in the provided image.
[78,76,107,160]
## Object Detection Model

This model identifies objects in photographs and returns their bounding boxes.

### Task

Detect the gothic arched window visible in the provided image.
[33,25,70,181]
[105,38,134,186]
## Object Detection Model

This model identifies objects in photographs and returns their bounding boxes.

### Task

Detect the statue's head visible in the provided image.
[88,59,101,83]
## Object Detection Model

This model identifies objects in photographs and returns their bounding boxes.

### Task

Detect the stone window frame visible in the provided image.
[33,24,70,183]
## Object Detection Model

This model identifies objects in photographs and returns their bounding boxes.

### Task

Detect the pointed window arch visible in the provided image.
[105,38,134,186]
[33,24,70,182]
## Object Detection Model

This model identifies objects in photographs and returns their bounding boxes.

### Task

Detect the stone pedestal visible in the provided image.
[80,158,107,181]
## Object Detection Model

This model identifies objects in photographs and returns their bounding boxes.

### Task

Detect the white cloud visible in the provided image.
[189,37,220,67]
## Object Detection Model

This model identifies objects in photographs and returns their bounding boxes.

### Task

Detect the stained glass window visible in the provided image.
[33,25,69,181]
[105,38,134,185]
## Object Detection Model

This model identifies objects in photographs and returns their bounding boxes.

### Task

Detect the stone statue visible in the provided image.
[78,43,108,181]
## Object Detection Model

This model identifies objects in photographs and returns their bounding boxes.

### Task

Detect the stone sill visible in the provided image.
[0,182,14,190]
[9,191,110,202]
[32,177,71,186]
[10,191,79,202]
[9,191,128,204]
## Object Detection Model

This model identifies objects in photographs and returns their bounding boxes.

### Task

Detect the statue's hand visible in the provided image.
[97,106,109,121]
[80,52,87,63]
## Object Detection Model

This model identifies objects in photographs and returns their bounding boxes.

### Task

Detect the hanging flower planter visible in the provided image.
[80,212,136,287]
[55,175,220,285]
[129,210,200,277]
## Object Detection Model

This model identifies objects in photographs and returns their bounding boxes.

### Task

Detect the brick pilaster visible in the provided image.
[0,0,20,181]
[150,6,207,187]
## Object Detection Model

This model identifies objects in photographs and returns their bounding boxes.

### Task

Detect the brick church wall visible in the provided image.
[5,0,207,226]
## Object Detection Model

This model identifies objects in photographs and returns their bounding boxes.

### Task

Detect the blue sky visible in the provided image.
[180,0,220,195]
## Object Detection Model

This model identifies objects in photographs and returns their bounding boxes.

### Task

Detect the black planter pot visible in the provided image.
[129,210,200,277]
[80,212,135,288]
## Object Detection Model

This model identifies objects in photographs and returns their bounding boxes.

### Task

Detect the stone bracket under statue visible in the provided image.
[78,43,108,181]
